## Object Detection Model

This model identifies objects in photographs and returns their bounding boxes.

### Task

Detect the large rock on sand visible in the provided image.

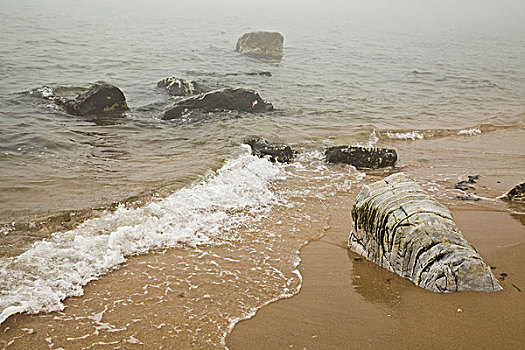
[326,146,397,169]
[63,83,129,116]
[162,88,273,120]
[236,32,284,59]
[244,137,294,163]
[349,172,501,292]
[157,77,209,96]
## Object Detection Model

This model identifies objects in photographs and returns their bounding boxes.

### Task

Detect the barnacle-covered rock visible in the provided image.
[157,77,209,96]
[244,137,294,163]
[349,172,501,292]
[326,146,397,169]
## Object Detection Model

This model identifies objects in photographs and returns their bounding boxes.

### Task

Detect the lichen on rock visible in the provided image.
[349,172,501,292]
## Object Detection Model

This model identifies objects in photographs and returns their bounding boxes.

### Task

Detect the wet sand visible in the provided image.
[228,130,525,350]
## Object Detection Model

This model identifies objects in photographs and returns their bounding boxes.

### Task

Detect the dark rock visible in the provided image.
[456,194,481,201]
[236,32,284,59]
[63,83,129,116]
[157,77,209,96]
[502,183,525,203]
[244,137,294,163]
[325,146,397,169]
[349,172,501,293]
[225,71,272,77]
[455,181,475,191]
[455,175,479,190]
[162,88,273,120]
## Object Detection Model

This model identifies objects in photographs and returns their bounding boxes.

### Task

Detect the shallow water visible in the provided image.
[0,0,524,348]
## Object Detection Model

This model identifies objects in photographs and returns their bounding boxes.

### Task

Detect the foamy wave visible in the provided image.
[0,151,283,324]
[458,128,481,136]
[385,131,424,140]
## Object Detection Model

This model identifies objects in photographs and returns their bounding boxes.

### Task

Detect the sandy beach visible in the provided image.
[228,128,525,349]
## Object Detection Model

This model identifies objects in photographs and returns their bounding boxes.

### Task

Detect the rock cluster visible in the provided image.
[349,172,501,292]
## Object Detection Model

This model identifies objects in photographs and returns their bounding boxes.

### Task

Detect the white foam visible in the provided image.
[458,128,481,136]
[385,131,424,140]
[0,151,283,324]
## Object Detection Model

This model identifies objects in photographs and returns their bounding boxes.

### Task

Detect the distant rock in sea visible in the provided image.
[157,77,209,96]
[244,137,294,163]
[162,88,273,120]
[236,32,284,59]
[349,172,501,293]
[62,83,129,116]
[325,146,397,169]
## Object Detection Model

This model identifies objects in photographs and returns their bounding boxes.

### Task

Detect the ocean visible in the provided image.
[1,0,524,348]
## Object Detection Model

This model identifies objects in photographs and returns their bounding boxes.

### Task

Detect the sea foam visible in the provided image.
[0,150,283,324]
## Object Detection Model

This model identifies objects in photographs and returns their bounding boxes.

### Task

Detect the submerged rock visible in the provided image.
[502,183,525,203]
[244,137,294,163]
[157,77,209,96]
[326,146,397,169]
[63,83,129,116]
[236,32,284,59]
[162,88,273,120]
[349,172,501,293]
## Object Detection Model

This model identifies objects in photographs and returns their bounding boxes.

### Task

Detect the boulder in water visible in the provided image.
[244,137,294,163]
[326,146,397,169]
[349,172,501,293]
[63,83,129,116]
[162,88,273,120]
[236,32,284,59]
[501,183,525,203]
[157,77,209,96]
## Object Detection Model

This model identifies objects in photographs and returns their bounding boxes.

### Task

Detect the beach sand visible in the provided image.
[1,128,523,349]
[228,129,525,350]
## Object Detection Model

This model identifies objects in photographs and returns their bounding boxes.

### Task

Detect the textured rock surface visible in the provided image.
[502,183,525,202]
[326,146,397,168]
[162,88,273,120]
[236,32,284,59]
[349,172,501,292]
[63,83,129,116]
[244,137,294,163]
[157,77,209,96]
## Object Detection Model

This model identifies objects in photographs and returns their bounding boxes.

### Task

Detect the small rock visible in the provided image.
[244,137,294,163]
[325,146,397,169]
[157,77,209,96]
[502,183,525,203]
[236,31,284,59]
[457,308,463,313]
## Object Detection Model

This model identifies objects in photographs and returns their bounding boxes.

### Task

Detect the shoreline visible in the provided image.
[227,129,525,349]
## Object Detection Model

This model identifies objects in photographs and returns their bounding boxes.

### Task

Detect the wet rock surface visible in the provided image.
[502,183,525,202]
[162,88,273,120]
[325,146,397,169]
[157,77,209,96]
[349,172,501,292]
[236,32,284,59]
[62,83,129,116]
[244,137,294,163]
